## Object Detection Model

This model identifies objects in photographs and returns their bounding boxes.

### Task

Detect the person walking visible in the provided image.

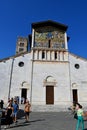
[75,103,84,130]
[24,100,31,122]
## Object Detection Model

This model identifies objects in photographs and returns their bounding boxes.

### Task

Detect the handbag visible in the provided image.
[74,113,78,119]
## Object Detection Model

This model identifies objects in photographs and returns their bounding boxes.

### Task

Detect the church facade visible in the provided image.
[0,20,87,111]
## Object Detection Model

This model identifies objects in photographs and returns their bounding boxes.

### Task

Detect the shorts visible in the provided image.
[12,112,17,117]
[25,112,30,116]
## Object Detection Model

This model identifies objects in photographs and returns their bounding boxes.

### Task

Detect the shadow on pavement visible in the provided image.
[9,122,30,128]
[9,119,45,129]
[29,119,45,123]
[17,109,25,119]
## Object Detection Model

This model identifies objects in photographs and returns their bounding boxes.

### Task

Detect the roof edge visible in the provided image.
[0,51,31,62]
[69,52,87,61]
[32,20,68,31]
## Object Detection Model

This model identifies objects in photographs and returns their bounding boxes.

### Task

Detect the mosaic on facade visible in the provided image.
[35,26,65,49]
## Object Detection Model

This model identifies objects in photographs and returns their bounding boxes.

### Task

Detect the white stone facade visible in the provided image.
[69,53,87,106]
[0,20,87,111]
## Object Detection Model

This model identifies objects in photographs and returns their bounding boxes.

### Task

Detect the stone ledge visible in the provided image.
[28,105,69,112]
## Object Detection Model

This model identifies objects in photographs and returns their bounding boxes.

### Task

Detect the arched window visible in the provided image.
[55,52,57,59]
[20,42,24,47]
[48,40,51,48]
[42,51,45,59]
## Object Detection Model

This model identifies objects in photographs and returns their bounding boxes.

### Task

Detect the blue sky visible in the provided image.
[0,0,87,59]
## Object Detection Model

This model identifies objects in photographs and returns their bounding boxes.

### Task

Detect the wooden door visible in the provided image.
[46,86,54,104]
[21,88,27,99]
[72,89,78,103]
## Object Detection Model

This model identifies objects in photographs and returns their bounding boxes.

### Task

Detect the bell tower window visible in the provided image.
[19,48,24,52]
[20,43,24,47]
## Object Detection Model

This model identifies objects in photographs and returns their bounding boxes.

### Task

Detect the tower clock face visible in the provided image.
[35,26,65,49]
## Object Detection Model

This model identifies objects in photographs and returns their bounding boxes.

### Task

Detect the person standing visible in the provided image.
[75,103,84,130]
[1,99,4,109]
[24,100,31,122]
[5,101,13,128]
[12,99,19,123]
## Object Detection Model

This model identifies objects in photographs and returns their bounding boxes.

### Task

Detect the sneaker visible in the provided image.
[14,121,17,123]
[4,126,7,129]
[7,125,10,128]
[26,120,29,123]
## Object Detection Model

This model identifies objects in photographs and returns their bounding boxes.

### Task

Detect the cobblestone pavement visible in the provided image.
[1,111,87,130]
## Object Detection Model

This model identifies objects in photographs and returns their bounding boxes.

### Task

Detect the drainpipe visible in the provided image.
[8,58,14,99]
[68,51,72,103]
[30,29,34,104]
[30,50,34,104]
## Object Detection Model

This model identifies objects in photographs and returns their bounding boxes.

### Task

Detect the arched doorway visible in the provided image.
[43,76,57,105]
[20,81,30,103]
[72,83,78,103]
[21,88,27,100]
[72,89,78,103]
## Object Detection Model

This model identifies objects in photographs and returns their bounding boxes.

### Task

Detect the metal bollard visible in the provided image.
[0,109,2,130]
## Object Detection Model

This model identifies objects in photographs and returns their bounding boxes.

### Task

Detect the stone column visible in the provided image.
[64,51,69,61]
[51,51,54,61]
[39,50,42,60]
[60,51,63,61]
[47,51,51,61]
[32,29,35,48]
[34,50,38,60]
[58,51,60,61]
[65,32,68,50]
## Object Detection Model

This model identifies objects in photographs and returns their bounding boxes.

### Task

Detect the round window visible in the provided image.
[74,64,80,69]
[18,62,24,67]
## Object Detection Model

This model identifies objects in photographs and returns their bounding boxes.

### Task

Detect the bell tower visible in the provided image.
[16,37,28,55]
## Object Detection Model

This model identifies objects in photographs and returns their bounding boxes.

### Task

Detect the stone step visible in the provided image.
[4,104,69,112]
[31,105,68,112]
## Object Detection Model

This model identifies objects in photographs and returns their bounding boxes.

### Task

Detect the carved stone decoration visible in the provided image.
[20,81,30,89]
[43,76,57,87]
[72,83,77,89]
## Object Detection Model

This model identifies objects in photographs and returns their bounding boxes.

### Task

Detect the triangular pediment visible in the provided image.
[32,20,68,31]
